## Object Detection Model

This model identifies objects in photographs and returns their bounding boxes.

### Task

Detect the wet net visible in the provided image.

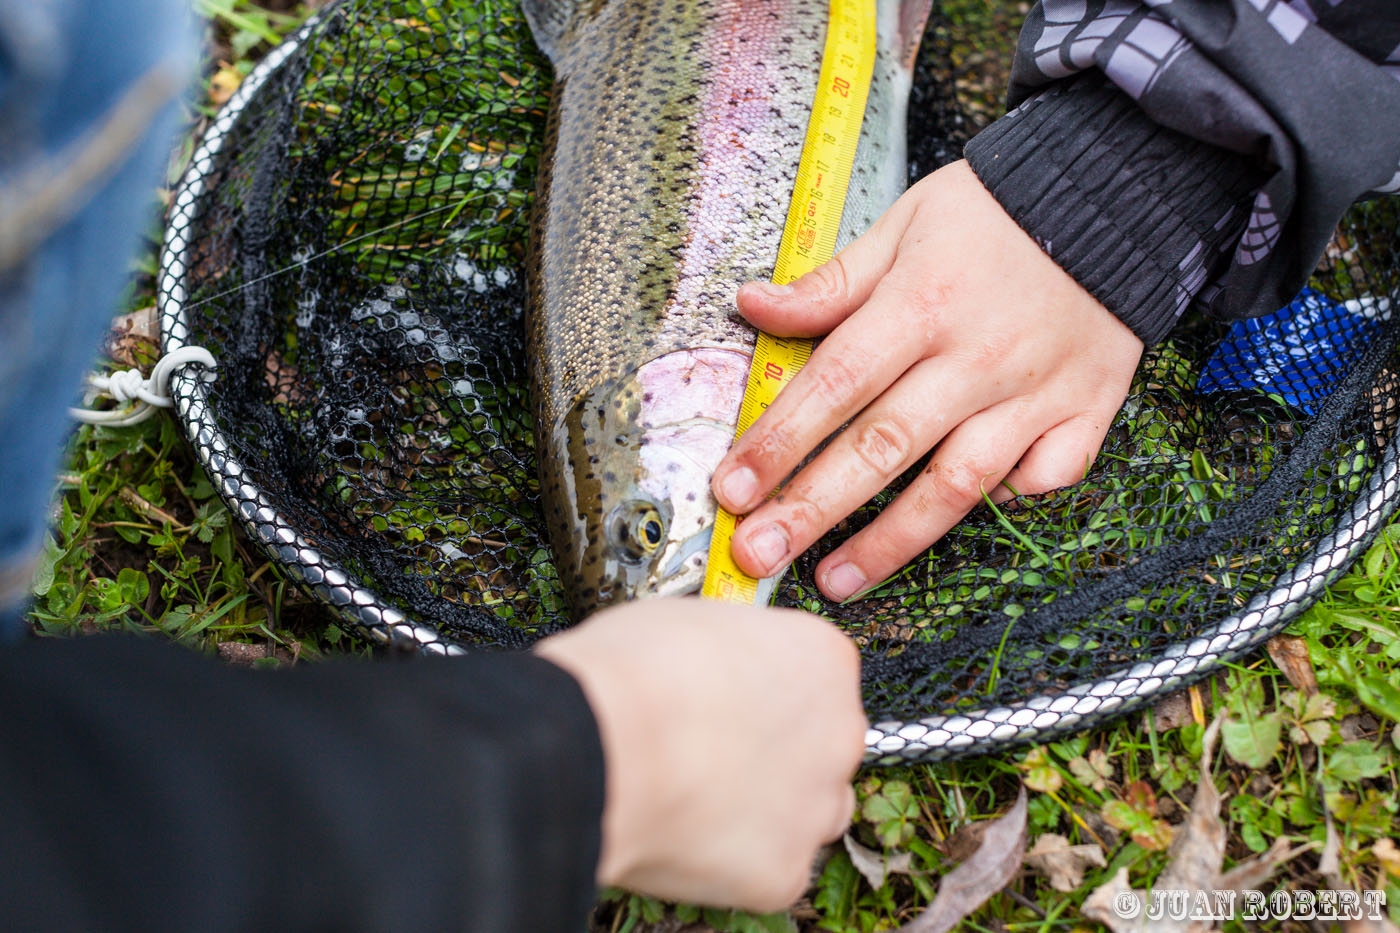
[159,0,1400,762]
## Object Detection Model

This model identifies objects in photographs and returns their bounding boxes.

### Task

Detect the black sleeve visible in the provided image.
[962,0,1400,345]
[0,635,605,933]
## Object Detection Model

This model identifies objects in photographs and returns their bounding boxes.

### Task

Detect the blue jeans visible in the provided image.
[0,0,198,636]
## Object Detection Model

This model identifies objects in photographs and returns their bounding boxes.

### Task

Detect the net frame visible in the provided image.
[155,6,1400,763]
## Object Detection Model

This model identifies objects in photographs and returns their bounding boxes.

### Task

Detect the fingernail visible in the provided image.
[823,562,867,602]
[718,465,760,511]
[745,523,789,575]
[743,281,794,300]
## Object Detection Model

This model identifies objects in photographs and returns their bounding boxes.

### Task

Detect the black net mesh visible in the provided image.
[159,0,1400,761]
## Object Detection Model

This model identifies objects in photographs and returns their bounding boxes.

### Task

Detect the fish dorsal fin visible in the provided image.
[896,0,933,71]
[521,0,587,61]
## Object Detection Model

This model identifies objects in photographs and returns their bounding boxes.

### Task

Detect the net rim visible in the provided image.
[154,9,1400,762]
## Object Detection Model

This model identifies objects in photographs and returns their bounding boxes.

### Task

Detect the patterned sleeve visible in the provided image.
[962,0,1400,344]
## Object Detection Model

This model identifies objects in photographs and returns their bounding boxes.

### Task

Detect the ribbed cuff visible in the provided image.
[964,74,1266,345]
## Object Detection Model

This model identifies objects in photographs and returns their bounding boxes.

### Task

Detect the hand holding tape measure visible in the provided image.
[701,0,876,604]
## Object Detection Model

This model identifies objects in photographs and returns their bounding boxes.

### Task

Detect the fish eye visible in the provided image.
[608,501,667,561]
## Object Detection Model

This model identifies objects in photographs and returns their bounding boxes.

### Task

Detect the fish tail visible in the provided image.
[895,0,933,71]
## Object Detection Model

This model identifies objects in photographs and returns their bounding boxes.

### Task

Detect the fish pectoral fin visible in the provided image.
[520,0,585,61]
[663,525,713,579]
[896,0,934,71]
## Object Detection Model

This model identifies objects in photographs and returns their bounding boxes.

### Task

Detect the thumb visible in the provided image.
[736,195,910,337]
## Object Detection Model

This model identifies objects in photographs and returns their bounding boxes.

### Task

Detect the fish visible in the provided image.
[523,0,931,617]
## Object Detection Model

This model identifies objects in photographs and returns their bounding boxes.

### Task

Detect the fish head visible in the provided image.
[540,347,749,618]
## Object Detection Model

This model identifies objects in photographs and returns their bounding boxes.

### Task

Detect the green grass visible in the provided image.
[28,1,1400,930]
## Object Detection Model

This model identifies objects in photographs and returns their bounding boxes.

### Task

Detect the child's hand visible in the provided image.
[536,599,865,912]
[712,160,1145,601]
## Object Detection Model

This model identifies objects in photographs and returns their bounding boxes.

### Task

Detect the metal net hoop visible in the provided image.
[158,0,1400,762]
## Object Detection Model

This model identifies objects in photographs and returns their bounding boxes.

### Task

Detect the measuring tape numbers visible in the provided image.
[701,0,877,603]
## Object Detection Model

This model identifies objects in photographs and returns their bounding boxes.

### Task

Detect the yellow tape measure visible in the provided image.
[701,0,876,603]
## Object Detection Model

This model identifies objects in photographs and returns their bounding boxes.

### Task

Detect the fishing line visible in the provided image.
[178,199,478,315]
[76,199,473,420]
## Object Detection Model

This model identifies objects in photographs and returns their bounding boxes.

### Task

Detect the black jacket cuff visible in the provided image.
[964,74,1267,345]
[0,636,605,932]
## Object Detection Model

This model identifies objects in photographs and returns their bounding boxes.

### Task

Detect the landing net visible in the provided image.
[159,0,1400,761]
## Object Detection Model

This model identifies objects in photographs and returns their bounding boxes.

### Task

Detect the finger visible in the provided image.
[814,403,1050,601]
[714,273,936,515]
[735,191,917,337]
[990,409,1117,504]
[825,784,857,843]
[726,356,974,578]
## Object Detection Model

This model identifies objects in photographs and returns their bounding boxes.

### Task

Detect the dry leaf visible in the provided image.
[103,305,159,369]
[1079,717,1302,933]
[1025,833,1106,892]
[843,833,913,892]
[1340,712,1380,742]
[264,349,309,406]
[1319,799,1342,881]
[209,62,244,106]
[937,820,989,863]
[1082,866,1140,933]
[1370,367,1400,447]
[217,641,301,667]
[1154,733,1224,905]
[1266,634,1319,695]
[896,786,1028,933]
[1373,838,1400,878]
[1149,691,1192,732]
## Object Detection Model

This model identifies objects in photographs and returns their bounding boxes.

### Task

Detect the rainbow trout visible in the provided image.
[524,0,930,617]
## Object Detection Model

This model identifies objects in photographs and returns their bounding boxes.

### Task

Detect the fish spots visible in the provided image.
[528,0,915,616]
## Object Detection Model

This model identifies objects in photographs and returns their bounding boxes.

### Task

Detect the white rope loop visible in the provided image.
[70,346,217,427]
